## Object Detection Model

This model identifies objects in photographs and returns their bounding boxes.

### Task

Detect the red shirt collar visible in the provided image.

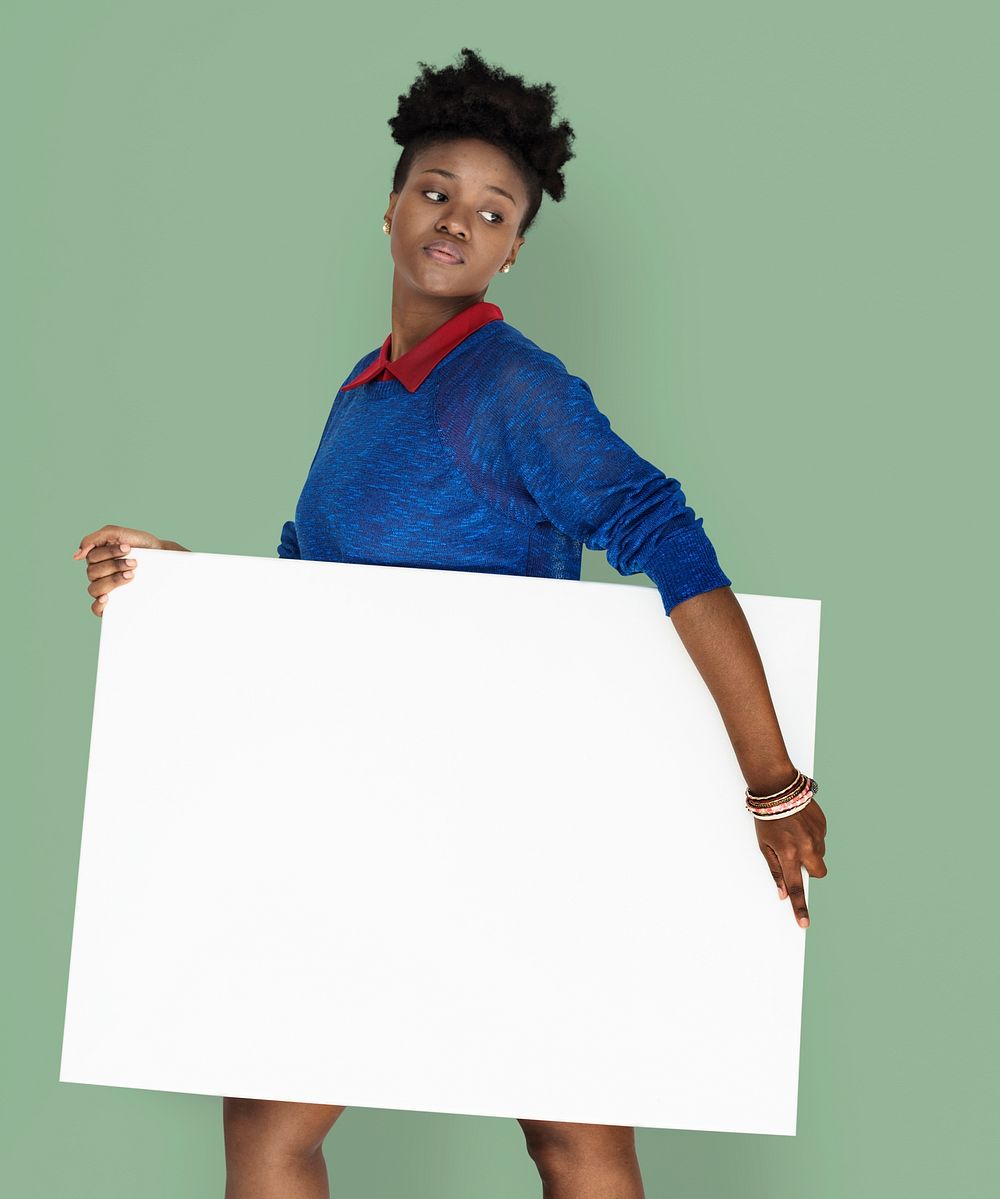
[342,301,504,393]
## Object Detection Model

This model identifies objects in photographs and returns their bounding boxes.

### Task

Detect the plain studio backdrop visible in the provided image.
[60,549,819,1136]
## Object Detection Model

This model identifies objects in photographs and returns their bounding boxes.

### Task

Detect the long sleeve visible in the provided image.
[496,366,732,615]
[277,519,301,559]
[275,379,359,563]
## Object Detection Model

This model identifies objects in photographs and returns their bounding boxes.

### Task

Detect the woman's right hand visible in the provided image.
[73,525,165,617]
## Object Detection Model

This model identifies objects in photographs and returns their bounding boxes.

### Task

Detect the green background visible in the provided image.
[3,1,994,1195]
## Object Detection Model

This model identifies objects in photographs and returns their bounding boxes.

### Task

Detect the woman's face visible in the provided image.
[384,137,528,301]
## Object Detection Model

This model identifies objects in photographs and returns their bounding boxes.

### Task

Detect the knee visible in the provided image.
[520,1120,637,1173]
[222,1097,346,1161]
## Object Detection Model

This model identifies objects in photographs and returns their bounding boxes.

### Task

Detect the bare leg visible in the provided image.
[517,1119,645,1199]
[222,1098,346,1199]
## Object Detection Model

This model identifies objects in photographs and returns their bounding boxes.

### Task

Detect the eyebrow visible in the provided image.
[418,167,517,207]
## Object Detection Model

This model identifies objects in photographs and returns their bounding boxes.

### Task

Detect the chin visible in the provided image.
[414,270,472,295]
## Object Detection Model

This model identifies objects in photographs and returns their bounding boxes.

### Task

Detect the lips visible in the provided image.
[423,239,465,264]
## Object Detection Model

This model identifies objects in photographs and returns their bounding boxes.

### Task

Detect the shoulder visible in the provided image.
[339,347,381,389]
[469,319,584,398]
[435,322,610,472]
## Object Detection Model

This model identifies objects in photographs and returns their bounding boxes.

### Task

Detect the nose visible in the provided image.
[436,205,471,239]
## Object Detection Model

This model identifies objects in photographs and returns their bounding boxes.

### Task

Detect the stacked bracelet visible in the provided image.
[745,769,818,821]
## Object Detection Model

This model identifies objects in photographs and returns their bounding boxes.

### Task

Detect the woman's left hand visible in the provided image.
[755,799,828,928]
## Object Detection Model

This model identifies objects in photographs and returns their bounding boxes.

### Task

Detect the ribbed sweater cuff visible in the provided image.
[643,525,732,616]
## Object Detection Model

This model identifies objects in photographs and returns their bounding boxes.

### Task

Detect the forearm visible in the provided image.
[669,586,797,796]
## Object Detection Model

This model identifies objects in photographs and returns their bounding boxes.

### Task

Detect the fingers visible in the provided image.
[87,567,136,616]
[78,535,138,618]
[779,857,810,928]
[759,833,825,927]
[761,842,810,925]
[87,554,137,589]
[86,546,136,577]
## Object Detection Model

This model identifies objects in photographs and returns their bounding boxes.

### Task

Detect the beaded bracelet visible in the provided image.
[752,795,814,820]
[754,787,814,815]
[745,771,818,820]
[748,786,810,815]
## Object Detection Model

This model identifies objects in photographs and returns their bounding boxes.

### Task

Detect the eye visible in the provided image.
[422,190,504,225]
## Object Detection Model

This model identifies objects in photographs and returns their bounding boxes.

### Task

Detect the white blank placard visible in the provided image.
[60,548,821,1135]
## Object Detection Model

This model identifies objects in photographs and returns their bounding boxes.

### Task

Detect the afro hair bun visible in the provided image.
[388,47,576,235]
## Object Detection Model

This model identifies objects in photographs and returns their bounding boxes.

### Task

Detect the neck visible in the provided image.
[388,271,488,361]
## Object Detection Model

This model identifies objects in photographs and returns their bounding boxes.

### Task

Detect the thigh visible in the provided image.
[223,1098,347,1156]
[517,1118,636,1160]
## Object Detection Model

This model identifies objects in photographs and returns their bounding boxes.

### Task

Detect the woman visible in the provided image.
[74,47,828,1199]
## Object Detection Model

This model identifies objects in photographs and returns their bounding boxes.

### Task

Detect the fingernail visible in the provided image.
[99,595,108,603]
[120,544,131,552]
[799,918,809,928]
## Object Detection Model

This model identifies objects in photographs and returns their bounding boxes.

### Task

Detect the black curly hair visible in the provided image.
[387,47,576,237]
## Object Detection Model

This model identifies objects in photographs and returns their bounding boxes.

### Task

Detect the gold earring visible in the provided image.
[500,262,511,273]
[383,219,391,234]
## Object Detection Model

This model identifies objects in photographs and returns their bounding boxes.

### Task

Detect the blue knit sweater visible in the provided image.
[277,318,731,616]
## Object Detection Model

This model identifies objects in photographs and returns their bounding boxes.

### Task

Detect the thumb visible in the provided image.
[73,525,161,559]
